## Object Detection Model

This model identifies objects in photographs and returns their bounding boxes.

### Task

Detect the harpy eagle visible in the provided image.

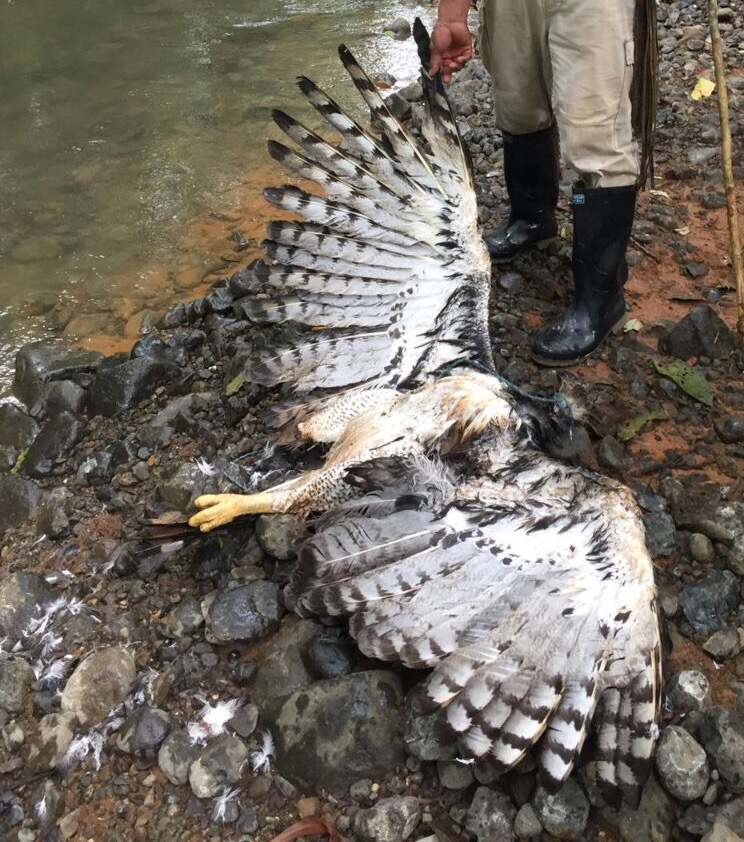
[187,20,661,807]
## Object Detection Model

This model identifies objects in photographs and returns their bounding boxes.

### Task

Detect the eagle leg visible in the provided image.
[188,491,280,532]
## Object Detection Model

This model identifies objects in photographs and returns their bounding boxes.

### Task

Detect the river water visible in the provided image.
[0,0,432,393]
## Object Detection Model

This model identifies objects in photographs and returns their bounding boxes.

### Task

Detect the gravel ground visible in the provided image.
[1,2,744,841]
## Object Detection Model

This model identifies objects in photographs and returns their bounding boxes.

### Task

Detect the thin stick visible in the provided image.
[630,236,660,263]
[708,0,744,345]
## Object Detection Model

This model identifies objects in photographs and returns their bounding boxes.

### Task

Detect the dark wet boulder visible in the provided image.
[43,380,87,418]
[0,475,43,536]
[679,570,739,635]
[659,305,735,361]
[21,411,83,478]
[205,581,284,644]
[0,403,39,451]
[116,706,172,759]
[87,356,182,417]
[12,341,103,409]
[699,708,744,793]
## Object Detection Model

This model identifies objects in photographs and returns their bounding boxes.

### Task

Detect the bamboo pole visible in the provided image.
[708,0,744,346]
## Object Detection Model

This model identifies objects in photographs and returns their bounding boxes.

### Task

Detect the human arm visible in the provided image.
[429,0,473,83]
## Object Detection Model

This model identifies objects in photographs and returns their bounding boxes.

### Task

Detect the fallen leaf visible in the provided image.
[617,410,670,442]
[225,372,245,396]
[691,77,715,101]
[653,357,713,406]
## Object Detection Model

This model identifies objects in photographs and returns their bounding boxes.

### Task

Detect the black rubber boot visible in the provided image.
[531,184,636,367]
[485,126,559,262]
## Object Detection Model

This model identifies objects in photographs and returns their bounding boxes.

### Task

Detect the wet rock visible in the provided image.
[667,669,712,713]
[514,803,543,838]
[643,510,677,558]
[715,502,744,577]
[598,435,626,470]
[149,394,211,436]
[205,581,284,644]
[44,379,87,418]
[702,192,726,209]
[274,671,406,792]
[189,734,249,798]
[685,261,710,279]
[403,699,455,762]
[36,487,71,539]
[699,707,744,793]
[703,628,741,661]
[662,476,723,534]
[350,779,374,801]
[383,92,411,122]
[532,780,589,840]
[660,305,735,361]
[61,647,136,725]
[249,619,317,716]
[88,356,181,417]
[465,787,516,842]
[0,403,38,450]
[437,759,474,790]
[0,476,43,536]
[13,341,102,408]
[255,513,305,561]
[656,726,709,801]
[399,81,423,102]
[0,571,55,640]
[237,804,259,834]
[229,702,259,739]
[354,796,420,842]
[714,416,744,444]
[702,824,744,842]
[0,659,36,714]
[77,452,114,489]
[679,570,739,635]
[21,411,83,477]
[158,728,201,786]
[116,706,172,759]
[301,628,357,680]
[383,17,411,40]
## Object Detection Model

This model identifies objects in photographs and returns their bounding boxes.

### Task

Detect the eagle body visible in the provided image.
[187,20,662,807]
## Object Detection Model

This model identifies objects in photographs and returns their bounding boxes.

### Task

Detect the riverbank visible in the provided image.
[1,3,744,842]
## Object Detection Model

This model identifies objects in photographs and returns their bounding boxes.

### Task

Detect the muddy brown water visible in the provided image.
[0,0,433,394]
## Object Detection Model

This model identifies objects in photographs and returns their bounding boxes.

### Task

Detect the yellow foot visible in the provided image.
[188,492,276,533]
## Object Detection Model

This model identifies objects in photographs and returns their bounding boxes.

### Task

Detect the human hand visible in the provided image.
[429,20,473,83]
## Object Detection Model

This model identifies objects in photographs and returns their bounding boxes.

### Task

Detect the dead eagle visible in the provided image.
[188,20,661,807]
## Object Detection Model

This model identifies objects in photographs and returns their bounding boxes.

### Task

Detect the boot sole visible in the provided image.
[490,236,557,264]
[530,314,626,368]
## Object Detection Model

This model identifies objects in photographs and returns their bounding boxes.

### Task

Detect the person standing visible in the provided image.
[429,0,657,366]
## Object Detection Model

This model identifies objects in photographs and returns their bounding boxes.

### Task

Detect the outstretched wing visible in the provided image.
[288,458,661,807]
[234,20,492,430]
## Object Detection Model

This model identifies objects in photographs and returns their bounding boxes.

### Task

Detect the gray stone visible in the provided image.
[656,726,709,801]
[0,572,55,640]
[437,759,474,790]
[703,628,741,661]
[702,192,726,210]
[36,487,71,539]
[250,619,317,717]
[398,81,423,102]
[403,694,456,762]
[383,17,411,40]
[0,476,43,537]
[679,570,739,635]
[598,774,675,842]
[667,669,712,713]
[158,728,201,786]
[0,403,38,450]
[660,305,736,361]
[690,532,716,565]
[157,461,216,512]
[43,379,87,417]
[354,796,420,842]
[274,671,406,792]
[644,511,677,558]
[25,712,76,773]
[88,356,181,417]
[13,341,102,408]
[189,734,249,798]
[116,706,171,758]
[699,707,744,793]
[229,703,259,739]
[465,787,516,842]
[0,659,36,714]
[301,629,357,680]
[715,416,744,445]
[513,804,543,838]
[715,502,744,577]
[533,780,589,840]
[255,513,304,561]
[598,435,626,470]
[350,779,374,801]
[77,451,114,486]
[22,411,83,478]
[61,647,136,725]
[33,779,65,828]
[703,825,744,842]
[165,597,204,638]
[205,581,284,644]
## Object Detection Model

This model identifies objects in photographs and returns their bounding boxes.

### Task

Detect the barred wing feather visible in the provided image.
[238,20,492,430]
[289,465,661,807]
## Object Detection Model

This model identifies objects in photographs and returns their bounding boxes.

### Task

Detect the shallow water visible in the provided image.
[0,0,432,393]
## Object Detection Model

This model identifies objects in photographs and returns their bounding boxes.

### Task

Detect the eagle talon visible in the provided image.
[188,492,276,532]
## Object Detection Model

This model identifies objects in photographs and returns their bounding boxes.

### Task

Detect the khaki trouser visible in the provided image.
[480,0,640,187]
